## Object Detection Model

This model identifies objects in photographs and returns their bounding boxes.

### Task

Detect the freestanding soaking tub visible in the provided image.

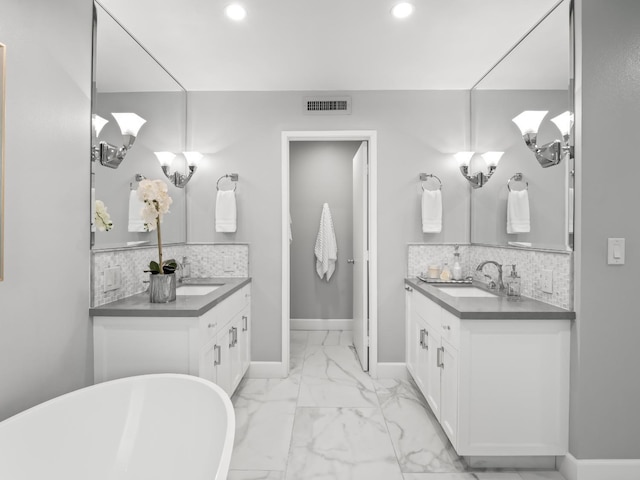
[0,374,235,480]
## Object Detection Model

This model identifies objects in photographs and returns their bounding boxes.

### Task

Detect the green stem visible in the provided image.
[156,213,163,273]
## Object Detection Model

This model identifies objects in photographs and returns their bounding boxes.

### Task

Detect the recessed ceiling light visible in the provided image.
[225,4,247,21]
[391,2,414,19]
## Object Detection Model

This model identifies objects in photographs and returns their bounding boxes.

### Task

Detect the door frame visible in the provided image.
[281,130,378,378]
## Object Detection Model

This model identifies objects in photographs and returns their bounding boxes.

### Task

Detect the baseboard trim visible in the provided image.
[375,362,408,380]
[247,361,286,379]
[290,318,353,331]
[558,452,640,480]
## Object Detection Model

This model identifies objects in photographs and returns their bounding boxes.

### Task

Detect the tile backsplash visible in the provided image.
[407,243,573,310]
[92,243,249,307]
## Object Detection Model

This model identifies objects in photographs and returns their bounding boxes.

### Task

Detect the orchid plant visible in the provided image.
[94,200,113,232]
[137,179,177,274]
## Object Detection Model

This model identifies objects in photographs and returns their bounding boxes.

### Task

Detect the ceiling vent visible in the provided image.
[303,96,352,115]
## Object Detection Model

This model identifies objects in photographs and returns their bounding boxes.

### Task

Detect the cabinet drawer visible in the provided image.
[440,309,460,346]
[413,289,441,325]
[199,285,251,341]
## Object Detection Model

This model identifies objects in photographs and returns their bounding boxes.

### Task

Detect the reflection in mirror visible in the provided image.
[470,0,573,251]
[0,43,5,280]
[91,2,187,250]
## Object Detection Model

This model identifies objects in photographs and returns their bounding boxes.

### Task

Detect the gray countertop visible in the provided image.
[405,277,575,320]
[90,277,251,317]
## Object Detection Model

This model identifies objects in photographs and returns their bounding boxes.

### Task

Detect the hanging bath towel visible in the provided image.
[421,189,442,233]
[314,203,338,281]
[216,190,237,232]
[507,189,531,234]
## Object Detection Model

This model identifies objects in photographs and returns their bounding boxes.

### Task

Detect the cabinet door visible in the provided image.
[424,323,442,420]
[440,338,458,447]
[405,288,420,380]
[229,316,243,393]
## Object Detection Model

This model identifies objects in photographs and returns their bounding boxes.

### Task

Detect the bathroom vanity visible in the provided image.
[404,278,574,458]
[91,278,251,397]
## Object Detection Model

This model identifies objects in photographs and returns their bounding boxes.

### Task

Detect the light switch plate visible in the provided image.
[541,269,553,294]
[607,238,625,265]
[103,266,122,292]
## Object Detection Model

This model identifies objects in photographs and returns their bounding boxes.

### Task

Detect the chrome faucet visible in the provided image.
[476,260,504,291]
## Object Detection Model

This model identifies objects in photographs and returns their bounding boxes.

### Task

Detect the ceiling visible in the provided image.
[96,0,566,92]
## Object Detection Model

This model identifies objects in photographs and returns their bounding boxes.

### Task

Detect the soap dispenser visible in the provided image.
[506,264,521,300]
[452,245,463,281]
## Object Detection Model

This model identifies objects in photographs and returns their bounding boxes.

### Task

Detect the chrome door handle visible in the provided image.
[347,259,355,264]
[242,315,248,332]
[214,345,221,366]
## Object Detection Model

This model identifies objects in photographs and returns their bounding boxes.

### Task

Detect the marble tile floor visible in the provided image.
[227,330,565,480]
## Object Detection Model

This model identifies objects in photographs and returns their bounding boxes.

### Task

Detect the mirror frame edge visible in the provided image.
[0,42,6,281]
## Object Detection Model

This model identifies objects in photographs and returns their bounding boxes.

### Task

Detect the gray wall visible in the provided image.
[471,90,569,249]
[0,0,93,421]
[186,90,470,362]
[289,141,359,320]
[572,0,640,459]
[93,92,186,248]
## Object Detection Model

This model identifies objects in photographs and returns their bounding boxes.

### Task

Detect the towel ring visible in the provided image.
[216,173,239,191]
[420,173,443,191]
[507,173,528,192]
[130,173,146,190]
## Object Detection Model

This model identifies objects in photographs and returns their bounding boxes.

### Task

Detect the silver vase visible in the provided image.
[149,273,176,303]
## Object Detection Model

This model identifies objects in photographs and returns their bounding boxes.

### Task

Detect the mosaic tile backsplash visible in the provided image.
[407,243,573,310]
[92,243,249,307]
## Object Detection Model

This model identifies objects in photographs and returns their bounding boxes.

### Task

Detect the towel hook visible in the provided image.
[216,173,239,191]
[507,173,528,192]
[420,173,442,191]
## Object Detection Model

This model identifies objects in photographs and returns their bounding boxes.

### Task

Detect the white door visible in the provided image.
[352,141,368,371]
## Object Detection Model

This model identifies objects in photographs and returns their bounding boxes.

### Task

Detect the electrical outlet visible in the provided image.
[541,269,553,294]
[103,266,122,292]
[223,255,234,272]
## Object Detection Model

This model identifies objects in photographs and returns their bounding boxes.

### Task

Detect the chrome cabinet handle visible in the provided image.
[242,315,248,332]
[442,325,451,331]
[420,329,428,349]
[232,326,238,346]
[229,328,235,347]
[419,329,425,348]
[214,345,221,366]
[208,322,216,329]
[437,347,444,368]
[405,286,413,292]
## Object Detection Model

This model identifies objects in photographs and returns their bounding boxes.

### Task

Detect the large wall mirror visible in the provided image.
[0,43,5,280]
[470,0,573,251]
[91,1,187,250]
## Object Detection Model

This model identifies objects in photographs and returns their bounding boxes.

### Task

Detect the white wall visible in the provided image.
[289,141,360,321]
[186,90,470,362]
[572,0,640,459]
[0,0,93,420]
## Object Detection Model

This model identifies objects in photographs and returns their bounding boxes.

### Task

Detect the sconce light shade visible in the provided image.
[512,110,548,135]
[112,113,147,137]
[454,151,475,167]
[183,151,204,167]
[550,110,574,138]
[93,114,109,137]
[481,151,504,168]
[154,151,177,167]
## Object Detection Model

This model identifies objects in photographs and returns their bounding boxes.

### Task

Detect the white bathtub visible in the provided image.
[0,374,235,480]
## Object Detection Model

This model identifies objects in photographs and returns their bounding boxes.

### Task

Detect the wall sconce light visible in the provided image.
[456,151,504,188]
[512,110,574,168]
[155,151,202,188]
[92,113,147,169]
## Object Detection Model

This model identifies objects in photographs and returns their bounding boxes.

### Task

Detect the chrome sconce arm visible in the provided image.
[513,110,574,168]
[155,151,203,188]
[92,113,146,169]
[455,151,503,189]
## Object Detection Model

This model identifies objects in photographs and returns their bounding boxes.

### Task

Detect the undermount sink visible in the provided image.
[175,285,222,296]
[436,286,497,298]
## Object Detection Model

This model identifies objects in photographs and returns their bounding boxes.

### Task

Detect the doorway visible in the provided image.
[281,131,378,377]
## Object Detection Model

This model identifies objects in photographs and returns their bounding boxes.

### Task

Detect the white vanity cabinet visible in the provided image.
[94,283,251,397]
[405,283,570,457]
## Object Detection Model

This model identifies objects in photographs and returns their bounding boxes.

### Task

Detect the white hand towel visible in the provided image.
[216,190,237,232]
[421,189,442,233]
[128,189,148,232]
[314,203,338,281]
[507,189,531,234]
